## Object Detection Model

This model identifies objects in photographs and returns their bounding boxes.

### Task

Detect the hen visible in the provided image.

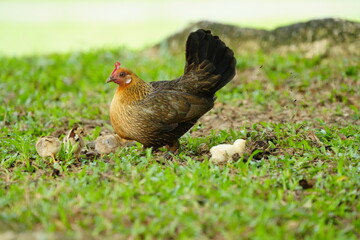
[107,29,236,152]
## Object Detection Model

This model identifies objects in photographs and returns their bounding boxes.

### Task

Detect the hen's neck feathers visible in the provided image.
[115,76,154,104]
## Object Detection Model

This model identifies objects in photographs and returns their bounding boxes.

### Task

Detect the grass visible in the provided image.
[0,46,359,239]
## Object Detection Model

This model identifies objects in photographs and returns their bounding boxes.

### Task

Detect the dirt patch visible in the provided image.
[193,101,357,139]
[192,65,359,138]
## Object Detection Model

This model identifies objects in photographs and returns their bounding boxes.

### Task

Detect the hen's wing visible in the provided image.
[138,90,214,133]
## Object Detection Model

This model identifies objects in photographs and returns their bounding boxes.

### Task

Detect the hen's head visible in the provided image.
[107,62,135,87]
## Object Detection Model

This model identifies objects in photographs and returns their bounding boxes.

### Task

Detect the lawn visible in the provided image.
[0,45,359,239]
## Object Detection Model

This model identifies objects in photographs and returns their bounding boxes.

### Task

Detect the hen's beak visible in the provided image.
[106,76,115,83]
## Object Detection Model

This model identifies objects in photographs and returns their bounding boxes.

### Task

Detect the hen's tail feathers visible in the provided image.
[183,29,236,97]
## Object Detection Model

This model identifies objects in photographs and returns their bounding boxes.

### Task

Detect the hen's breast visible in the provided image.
[110,100,136,141]
[109,96,155,143]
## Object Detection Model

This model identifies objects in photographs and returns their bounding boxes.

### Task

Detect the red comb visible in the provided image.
[111,61,121,75]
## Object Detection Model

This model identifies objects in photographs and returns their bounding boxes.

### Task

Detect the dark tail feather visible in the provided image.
[183,29,236,97]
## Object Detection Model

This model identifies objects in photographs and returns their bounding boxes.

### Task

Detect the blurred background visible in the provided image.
[1,0,359,56]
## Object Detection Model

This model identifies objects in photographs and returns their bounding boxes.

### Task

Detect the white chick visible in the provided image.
[36,136,61,162]
[63,126,85,159]
[95,134,121,155]
[210,139,246,164]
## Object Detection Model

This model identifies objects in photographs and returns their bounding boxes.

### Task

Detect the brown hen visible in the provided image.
[107,29,236,152]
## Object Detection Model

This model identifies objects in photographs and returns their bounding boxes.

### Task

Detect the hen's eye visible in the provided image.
[119,72,126,77]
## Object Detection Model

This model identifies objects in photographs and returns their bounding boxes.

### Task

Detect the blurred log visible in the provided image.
[152,18,360,58]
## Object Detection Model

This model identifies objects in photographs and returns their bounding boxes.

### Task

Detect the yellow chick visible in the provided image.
[36,136,61,162]
[210,139,246,164]
[95,134,121,155]
[63,126,85,159]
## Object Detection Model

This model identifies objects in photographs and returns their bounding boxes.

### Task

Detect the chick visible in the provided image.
[63,126,85,159]
[210,139,246,164]
[95,134,121,155]
[36,136,61,162]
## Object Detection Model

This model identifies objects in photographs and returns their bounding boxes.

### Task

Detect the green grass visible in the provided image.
[0,47,359,239]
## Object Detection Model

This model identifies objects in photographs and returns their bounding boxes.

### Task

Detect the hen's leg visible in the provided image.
[164,140,180,160]
[165,140,180,154]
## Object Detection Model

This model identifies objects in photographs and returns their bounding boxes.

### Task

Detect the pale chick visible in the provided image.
[36,136,61,162]
[95,134,121,155]
[210,139,246,164]
[63,126,85,159]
